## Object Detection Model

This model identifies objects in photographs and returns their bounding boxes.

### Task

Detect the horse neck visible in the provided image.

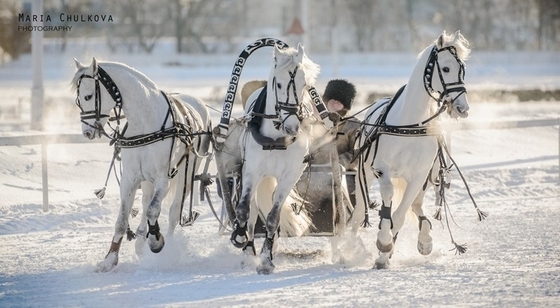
[386,47,434,125]
[103,64,169,135]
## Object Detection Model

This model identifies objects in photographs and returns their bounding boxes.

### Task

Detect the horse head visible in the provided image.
[429,30,471,119]
[271,43,320,136]
[72,58,120,140]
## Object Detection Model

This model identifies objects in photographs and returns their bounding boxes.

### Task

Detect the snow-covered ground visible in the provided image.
[1,40,559,307]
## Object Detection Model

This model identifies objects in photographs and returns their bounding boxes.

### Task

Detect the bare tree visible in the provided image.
[345,0,376,52]
[105,0,166,54]
[170,0,243,53]
[537,0,560,50]
[0,0,31,60]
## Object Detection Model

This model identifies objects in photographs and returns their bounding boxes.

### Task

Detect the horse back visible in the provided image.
[169,93,212,154]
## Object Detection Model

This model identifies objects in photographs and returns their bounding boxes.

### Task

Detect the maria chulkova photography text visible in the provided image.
[17,13,114,32]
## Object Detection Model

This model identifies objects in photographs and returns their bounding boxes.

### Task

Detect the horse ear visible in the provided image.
[273,43,283,63]
[453,30,463,42]
[74,58,86,70]
[436,31,446,48]
[91,57,98,75]
[296,43,305,62]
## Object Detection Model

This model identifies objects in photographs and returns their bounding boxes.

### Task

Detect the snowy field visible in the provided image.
[1,41,560,307]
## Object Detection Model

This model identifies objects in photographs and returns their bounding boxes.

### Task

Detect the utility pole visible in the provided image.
[300,0,309,51]
[31,0,44,131]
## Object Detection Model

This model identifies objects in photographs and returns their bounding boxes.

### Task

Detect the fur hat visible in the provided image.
[323,79,356,111]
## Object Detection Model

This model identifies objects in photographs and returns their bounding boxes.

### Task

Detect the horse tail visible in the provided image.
[391,177,419,222]
[256,177,313,237]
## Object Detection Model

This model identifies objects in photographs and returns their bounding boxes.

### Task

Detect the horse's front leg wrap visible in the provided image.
[377,203,394,253]
[147,220,165,253]
[378,204,393,229]
[230,221,249,249]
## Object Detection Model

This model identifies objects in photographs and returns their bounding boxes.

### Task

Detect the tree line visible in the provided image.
[1,0,558,60]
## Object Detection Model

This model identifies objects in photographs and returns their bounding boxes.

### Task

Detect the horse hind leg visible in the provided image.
[134,181,154,256]
[411,190,433,255]
[167,163,189,238]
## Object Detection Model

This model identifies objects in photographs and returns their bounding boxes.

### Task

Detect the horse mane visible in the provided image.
[435,31,471,61]
[71,60,159,94]
[274,47,320,86]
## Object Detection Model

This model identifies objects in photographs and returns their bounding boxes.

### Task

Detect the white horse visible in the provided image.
[72,58,212,272]
[228,44,320,274]
[352,31,471,269]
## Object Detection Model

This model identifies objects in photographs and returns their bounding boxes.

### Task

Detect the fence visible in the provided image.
[1,118,559,212]
[0,133,105,212]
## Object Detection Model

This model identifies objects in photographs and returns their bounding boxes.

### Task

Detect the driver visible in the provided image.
[295,79,360,232]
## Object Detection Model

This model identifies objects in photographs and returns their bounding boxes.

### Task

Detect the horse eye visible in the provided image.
[84,94,93,101]
[277,83,282,90]
[442,67,450,73]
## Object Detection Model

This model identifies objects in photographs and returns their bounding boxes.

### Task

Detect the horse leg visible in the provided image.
[231,174,257,248]
[411,189,433,255]
[243,196,259,256]
[146,178,170,253]
[95,177,139,272]
[134,181,153,256]
[256,178,292,275]
[374,169,395,269]
[167,154,197,237]
[379,175,432,267]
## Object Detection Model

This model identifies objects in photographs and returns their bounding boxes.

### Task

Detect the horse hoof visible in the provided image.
[256,259,275,275]
[374,260,389,270]
[148,233,165,253]
[95,251,118,273]
[417,241,433,255]
[376,239,393,253]
[374,255,390,270]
